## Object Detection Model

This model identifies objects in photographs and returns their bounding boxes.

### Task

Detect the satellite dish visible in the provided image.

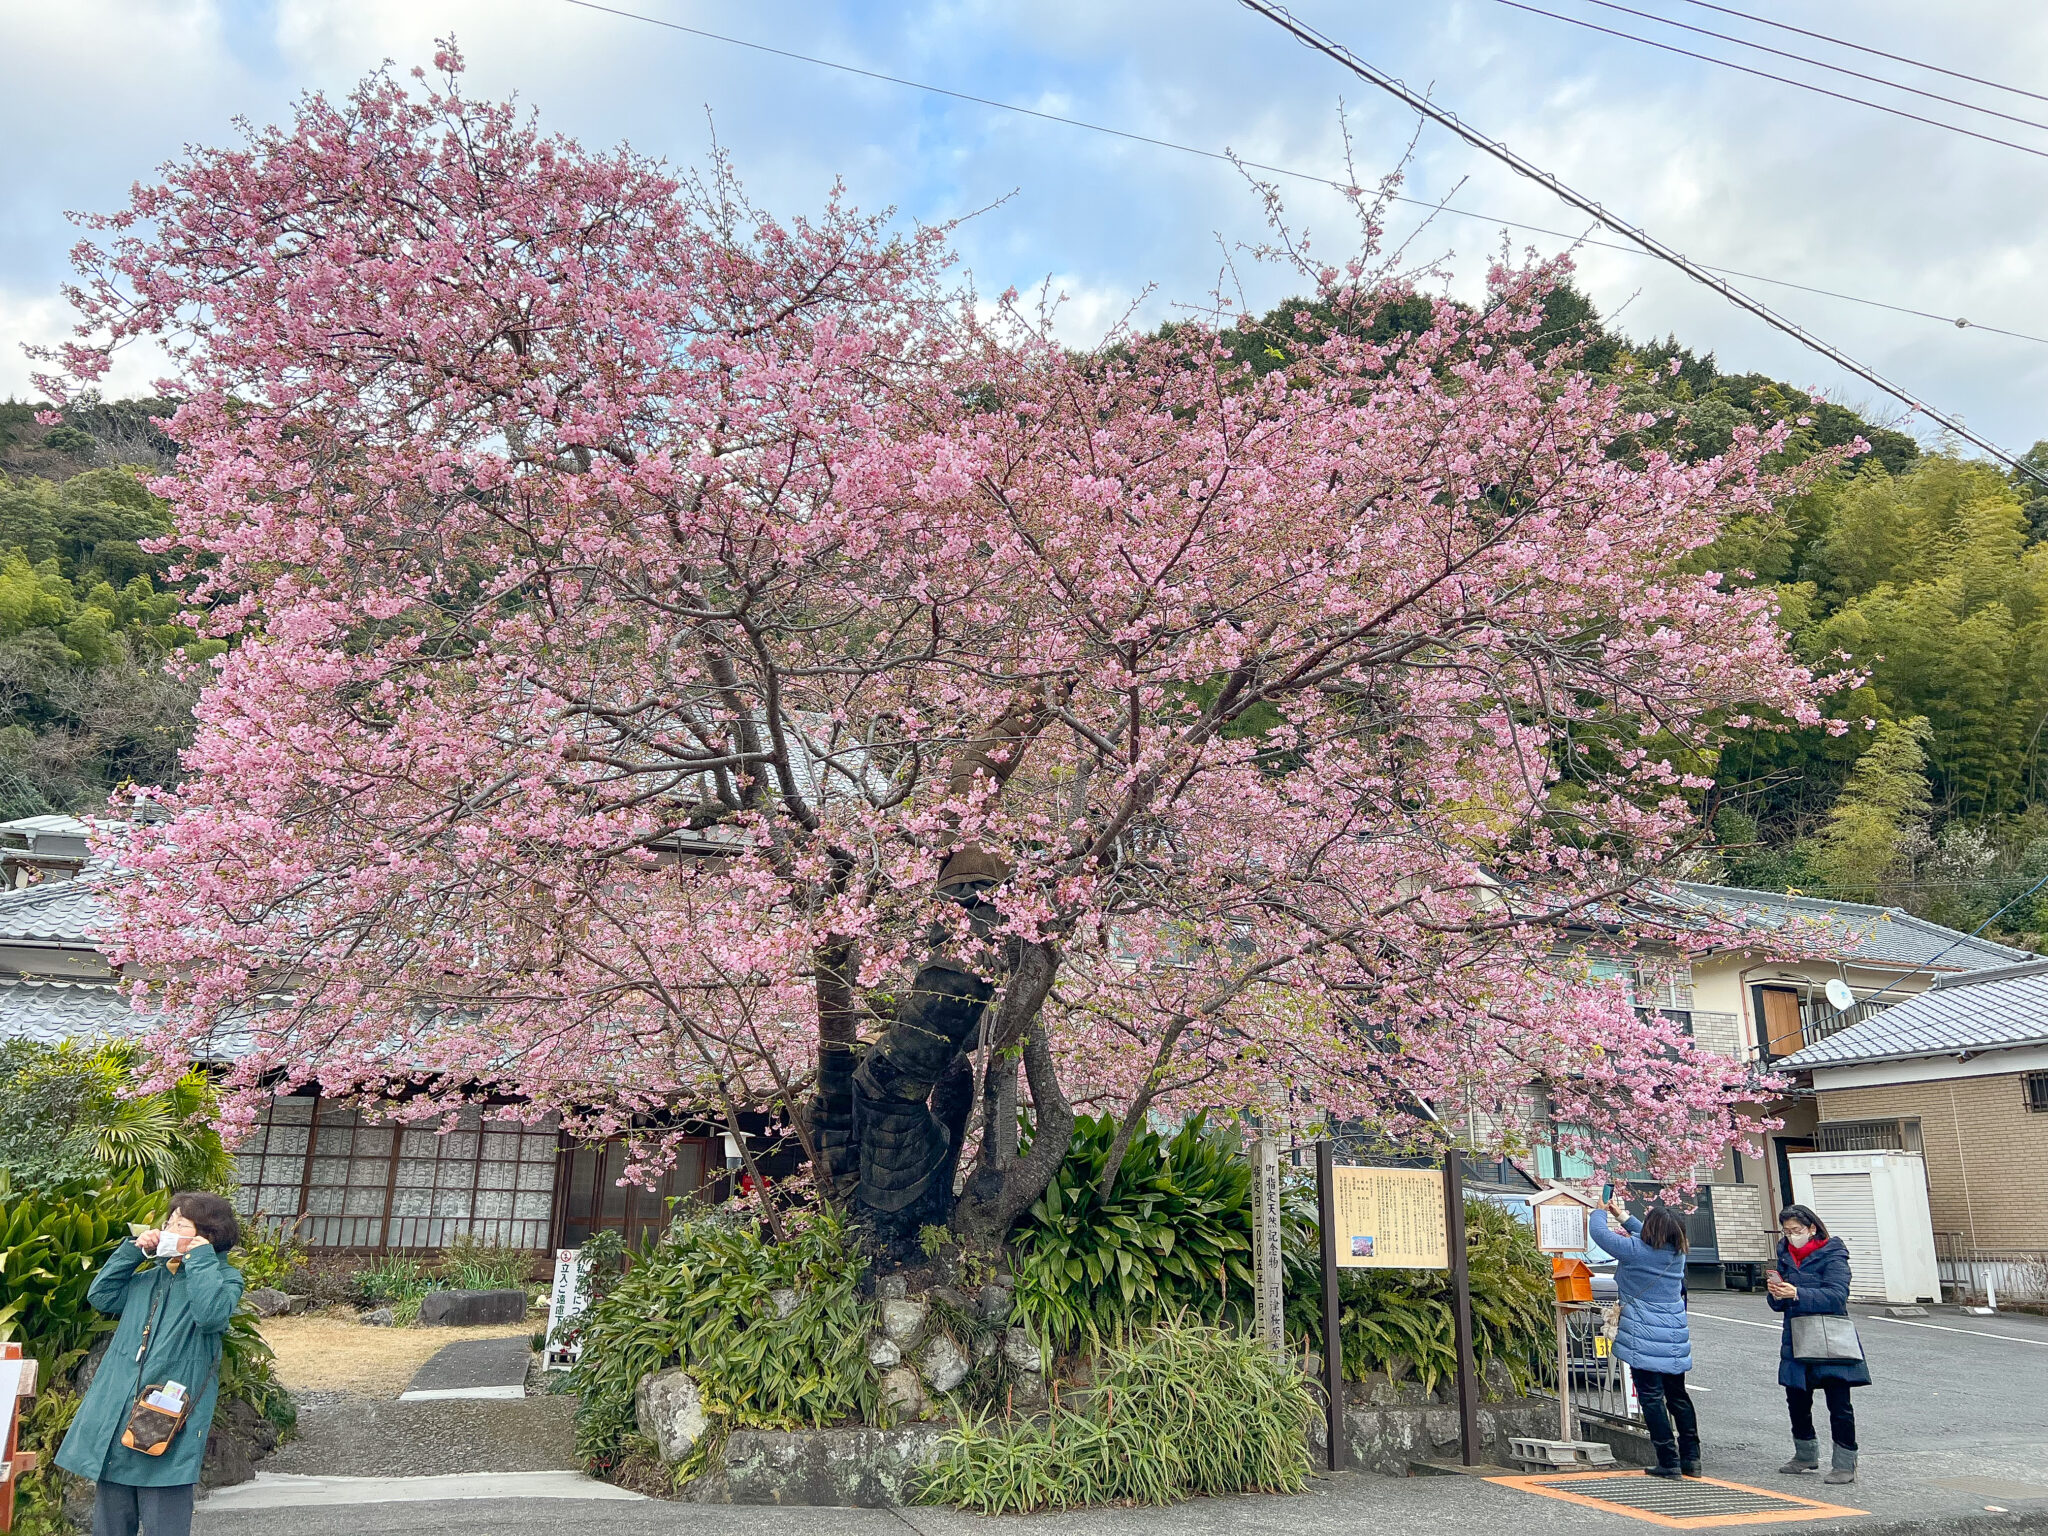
[1824,978,1856,1013]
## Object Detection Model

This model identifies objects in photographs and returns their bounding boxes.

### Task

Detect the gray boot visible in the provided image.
[1824,1445,1857,1485]
[1779,1438,1820,1474]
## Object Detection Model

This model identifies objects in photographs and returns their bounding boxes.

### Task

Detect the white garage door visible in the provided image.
[1810,1172,1883,1301]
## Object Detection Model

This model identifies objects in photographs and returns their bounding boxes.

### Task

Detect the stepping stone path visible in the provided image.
[398,1336,533,1401]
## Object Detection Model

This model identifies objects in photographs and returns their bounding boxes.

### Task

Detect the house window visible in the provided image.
[1753,985,1804,1060]
[2025,1072,2048,1113]
[233,1096,560,1251]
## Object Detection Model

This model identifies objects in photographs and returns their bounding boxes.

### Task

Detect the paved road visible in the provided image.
[196,1293,2048,1535]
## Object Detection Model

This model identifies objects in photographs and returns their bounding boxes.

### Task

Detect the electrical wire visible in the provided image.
[1797,864,2048,1035]
[1561,0,2048,134]
[555,0,2048,350]
[1672,0,2048,108]
[1236,0,2048,488]
[1489,0,2048,162]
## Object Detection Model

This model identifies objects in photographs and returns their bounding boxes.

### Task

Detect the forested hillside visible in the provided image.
[0,399,217,819]
[6,292,2046,940]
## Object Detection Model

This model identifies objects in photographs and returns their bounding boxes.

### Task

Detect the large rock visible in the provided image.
[636,1368,709,1462]
[687,1426,942,1507]
[418,1288,528,1327]
[867,1335,902,1370]
[878,1298,928,1349]
[201,1397,279,1489]
[919,1334,969,1395]
[769,1288,800,1320]
[878,1365,924,1420]
[246,1287,293,1318]
[1002,1327,1041,1373]
[359,1307,394,1327]
[977,1283,1013,1321]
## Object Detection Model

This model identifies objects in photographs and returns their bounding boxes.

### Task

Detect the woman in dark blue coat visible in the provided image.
[1590,1200,1699,1478]
[1766,1204,1870,1486]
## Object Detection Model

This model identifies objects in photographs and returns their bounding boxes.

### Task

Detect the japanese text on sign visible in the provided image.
[1331,1166,1448,1269]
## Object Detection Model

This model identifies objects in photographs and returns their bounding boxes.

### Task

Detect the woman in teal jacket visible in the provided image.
[56,1191,244,1536]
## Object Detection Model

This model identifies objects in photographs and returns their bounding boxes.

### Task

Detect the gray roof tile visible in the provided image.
[1780,956,2048,1067]
[1671,883,2036,972]
[0,879,109,945]
[0,977,139,1045]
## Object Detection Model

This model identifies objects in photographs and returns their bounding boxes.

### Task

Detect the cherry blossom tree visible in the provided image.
[48,55,1828,1254]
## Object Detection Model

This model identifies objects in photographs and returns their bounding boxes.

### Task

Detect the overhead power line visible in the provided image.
[1488,0,2048,162]
[555,0,2048,350]
[1563,0,2048,134]
[1235,0,2048,489]
[1672,0,2048,108]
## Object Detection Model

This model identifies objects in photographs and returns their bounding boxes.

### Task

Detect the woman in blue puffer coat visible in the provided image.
[1591,1199,1699,1478]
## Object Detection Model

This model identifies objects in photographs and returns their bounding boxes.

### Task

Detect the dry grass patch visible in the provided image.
[260,1313,535,1398]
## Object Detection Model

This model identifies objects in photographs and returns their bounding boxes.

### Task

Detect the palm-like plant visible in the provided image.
[0,1040,231,1195]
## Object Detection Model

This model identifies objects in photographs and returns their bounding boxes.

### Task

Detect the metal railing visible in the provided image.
[1534,1303,1642,1427]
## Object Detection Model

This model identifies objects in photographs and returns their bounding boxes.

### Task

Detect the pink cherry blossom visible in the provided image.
[49,54,1832,1217]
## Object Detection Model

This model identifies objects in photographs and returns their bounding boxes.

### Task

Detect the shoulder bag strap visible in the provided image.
[133,1263,172,1366]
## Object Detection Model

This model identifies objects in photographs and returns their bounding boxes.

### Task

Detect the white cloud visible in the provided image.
[2,0,2043,448]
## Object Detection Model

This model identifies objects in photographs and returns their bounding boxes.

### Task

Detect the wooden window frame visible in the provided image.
[233,1094,560,1253]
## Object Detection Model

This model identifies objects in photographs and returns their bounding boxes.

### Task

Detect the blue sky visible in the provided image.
[4,0,2046,455]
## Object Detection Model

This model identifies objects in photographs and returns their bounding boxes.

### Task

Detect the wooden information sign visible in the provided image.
[1312,1148,1479,1475]
[1330,1166,1449,1269]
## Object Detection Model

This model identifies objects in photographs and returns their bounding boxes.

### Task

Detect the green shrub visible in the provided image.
[920,1317,1317,1513]
[1013,1112,1253,1349]
[353,1254,434,1308]
[221,1310,298,1436]
[440,1232,532,1291]
[231,1220,307,1292]
[568,1208,875,1479]
[0,1170,160,1374]
[0,1040,232,1195]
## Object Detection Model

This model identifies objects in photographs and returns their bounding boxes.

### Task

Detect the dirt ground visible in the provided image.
[259,1314,537,1398]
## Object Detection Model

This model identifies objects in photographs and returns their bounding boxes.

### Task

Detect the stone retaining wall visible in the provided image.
[679,1393,1600,1506]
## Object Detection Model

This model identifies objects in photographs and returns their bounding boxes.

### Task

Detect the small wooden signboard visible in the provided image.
[1,1341,42,1534]
[1530,1186,1599,1254]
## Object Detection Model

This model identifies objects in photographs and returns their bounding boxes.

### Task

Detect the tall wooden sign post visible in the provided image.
[1315,1147,1478,1469]
[1251,1136,1286,1360]
[1440,1147,1482,1465]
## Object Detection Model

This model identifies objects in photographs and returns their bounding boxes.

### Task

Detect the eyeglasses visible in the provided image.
[1779,1225,1811,1236]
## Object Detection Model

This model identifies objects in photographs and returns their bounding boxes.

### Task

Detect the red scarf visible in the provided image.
[1787,1236,1826,1267]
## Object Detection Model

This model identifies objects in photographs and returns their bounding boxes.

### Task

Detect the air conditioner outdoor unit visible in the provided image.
[1787,1151,1939,1305]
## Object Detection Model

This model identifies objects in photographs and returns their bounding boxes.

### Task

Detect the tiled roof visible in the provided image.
[0,878,110,945]
[1670,883,2036,972]
[0,976,138,1045]
[1781,957,2048,1068]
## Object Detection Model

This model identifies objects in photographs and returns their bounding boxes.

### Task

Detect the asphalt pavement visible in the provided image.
[195,1291,2048,1536]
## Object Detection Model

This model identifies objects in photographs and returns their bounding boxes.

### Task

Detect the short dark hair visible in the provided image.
[1639,1206,1689,1254]
[1778,1204,1828,1242]
[167,1191,240,1255]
